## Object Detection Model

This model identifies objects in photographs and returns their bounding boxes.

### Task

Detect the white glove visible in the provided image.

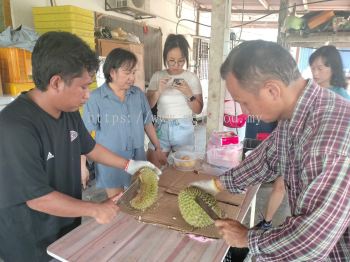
[190,179,221,195]
[125,159,162,176]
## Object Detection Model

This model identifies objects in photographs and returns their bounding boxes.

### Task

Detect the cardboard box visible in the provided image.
[118,167,246,239]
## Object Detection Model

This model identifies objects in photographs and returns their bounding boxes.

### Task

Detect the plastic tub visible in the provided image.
[210,131,239,146]
[207,141,243,169]
[173,151,197,172]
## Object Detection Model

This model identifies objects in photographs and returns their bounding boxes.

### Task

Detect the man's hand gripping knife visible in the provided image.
[124,159,162,177]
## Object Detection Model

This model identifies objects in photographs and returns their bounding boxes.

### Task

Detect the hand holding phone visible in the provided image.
[172,78,183,87]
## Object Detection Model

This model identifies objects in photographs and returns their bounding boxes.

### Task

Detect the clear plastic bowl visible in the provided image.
[173,151,197,172]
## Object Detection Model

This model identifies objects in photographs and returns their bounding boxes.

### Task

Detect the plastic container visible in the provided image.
[89,81,98,90]
[223,113,248,128]
[206,141,243,168]
[4,82,34,96]
[32,5,94,18]
[35,28,94,38]
[0,48,32,85]
[34,20,94,31]
[210,131,239,146]
[32,5,95,49]
[33,13,94,24]
[173,151,197,172]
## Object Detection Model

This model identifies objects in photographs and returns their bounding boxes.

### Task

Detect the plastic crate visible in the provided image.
[0,48,32,85]
[35,29,95,49]
[32,5,93,18]
[35,28,94,38]
[4,82,35,96]
[34,20,94,31]
[89,81,97,90]
[33,13,94,25]
[0,0,12,32]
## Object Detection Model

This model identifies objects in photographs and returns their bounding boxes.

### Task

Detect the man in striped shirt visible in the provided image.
[193,40,350,261]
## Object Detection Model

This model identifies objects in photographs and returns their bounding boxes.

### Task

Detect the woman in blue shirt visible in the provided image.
[82,48,166,197]
[309,45,350,100]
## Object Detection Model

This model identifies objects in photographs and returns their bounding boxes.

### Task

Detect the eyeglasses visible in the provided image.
[167,59,186,67]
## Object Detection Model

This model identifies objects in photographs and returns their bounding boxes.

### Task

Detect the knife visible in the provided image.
[195,196,221,221]
[116,178,140,206]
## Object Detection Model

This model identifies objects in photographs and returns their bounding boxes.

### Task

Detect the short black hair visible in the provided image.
[32,31,99,91]
[220,40,301,91]
[103,48,137,83]
[309,45,347,89]
[163,34,190,68]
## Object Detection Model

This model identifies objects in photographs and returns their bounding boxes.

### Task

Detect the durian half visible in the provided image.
[129,167,158,211]
[178,186,223,228]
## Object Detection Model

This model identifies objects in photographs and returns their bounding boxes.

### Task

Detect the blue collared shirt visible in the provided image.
[82,83,153,153]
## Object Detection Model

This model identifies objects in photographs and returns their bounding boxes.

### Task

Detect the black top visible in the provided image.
[245,120,277,139]
[0,93,95,261]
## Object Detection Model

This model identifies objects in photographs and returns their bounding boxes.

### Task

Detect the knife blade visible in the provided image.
[116,178,140,206]
[195,196,221,221]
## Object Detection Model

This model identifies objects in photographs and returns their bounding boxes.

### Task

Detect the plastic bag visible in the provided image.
[0,25,39,52]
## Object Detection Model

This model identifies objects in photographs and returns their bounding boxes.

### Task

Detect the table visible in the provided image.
[47,169,260,262]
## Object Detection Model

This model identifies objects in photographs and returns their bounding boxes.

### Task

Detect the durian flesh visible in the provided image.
[178,186,223,228]
[130,167,158,211]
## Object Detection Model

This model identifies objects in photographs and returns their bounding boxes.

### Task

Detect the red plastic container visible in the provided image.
[210,131,239,146]
[223,113,248,128]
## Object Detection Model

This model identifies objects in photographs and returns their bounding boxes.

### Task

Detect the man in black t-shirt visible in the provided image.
[0,32,161,262]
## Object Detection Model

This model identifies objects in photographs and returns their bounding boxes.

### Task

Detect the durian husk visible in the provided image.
[129,167,158,211]
[178,186,223,228]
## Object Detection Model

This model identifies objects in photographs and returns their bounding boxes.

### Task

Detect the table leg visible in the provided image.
[249,194,257,228]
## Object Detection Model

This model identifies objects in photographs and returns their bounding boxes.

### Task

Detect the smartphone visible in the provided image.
[173,78,183,86]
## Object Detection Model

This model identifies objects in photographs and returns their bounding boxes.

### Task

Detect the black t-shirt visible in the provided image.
[245,120,277,139]
[0,94,95,261]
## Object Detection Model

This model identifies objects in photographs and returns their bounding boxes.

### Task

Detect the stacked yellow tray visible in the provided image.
[4,82,35,96]
[32,5,95,49]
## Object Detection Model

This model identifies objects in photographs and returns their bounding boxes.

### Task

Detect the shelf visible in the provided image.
[286,31,350,48]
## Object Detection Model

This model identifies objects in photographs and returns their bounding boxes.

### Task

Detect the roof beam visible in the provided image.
[257,0,270,10]
[231,20,278,28]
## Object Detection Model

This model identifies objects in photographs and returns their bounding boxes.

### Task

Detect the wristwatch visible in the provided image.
[187,95,196,102]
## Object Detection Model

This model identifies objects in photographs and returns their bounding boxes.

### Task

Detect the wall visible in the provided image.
[10,0,197,49]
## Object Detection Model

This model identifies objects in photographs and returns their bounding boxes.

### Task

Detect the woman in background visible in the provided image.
[309,45,350,100]
[147,34,203,167]
[81,48,166,197]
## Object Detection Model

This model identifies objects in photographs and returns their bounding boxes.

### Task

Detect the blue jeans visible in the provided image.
[149,118,194,152]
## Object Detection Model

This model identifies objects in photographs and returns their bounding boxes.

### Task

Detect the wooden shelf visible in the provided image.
[286,31,350,48]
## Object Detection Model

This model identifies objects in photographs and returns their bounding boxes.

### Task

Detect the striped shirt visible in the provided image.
[220,80,350,261]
